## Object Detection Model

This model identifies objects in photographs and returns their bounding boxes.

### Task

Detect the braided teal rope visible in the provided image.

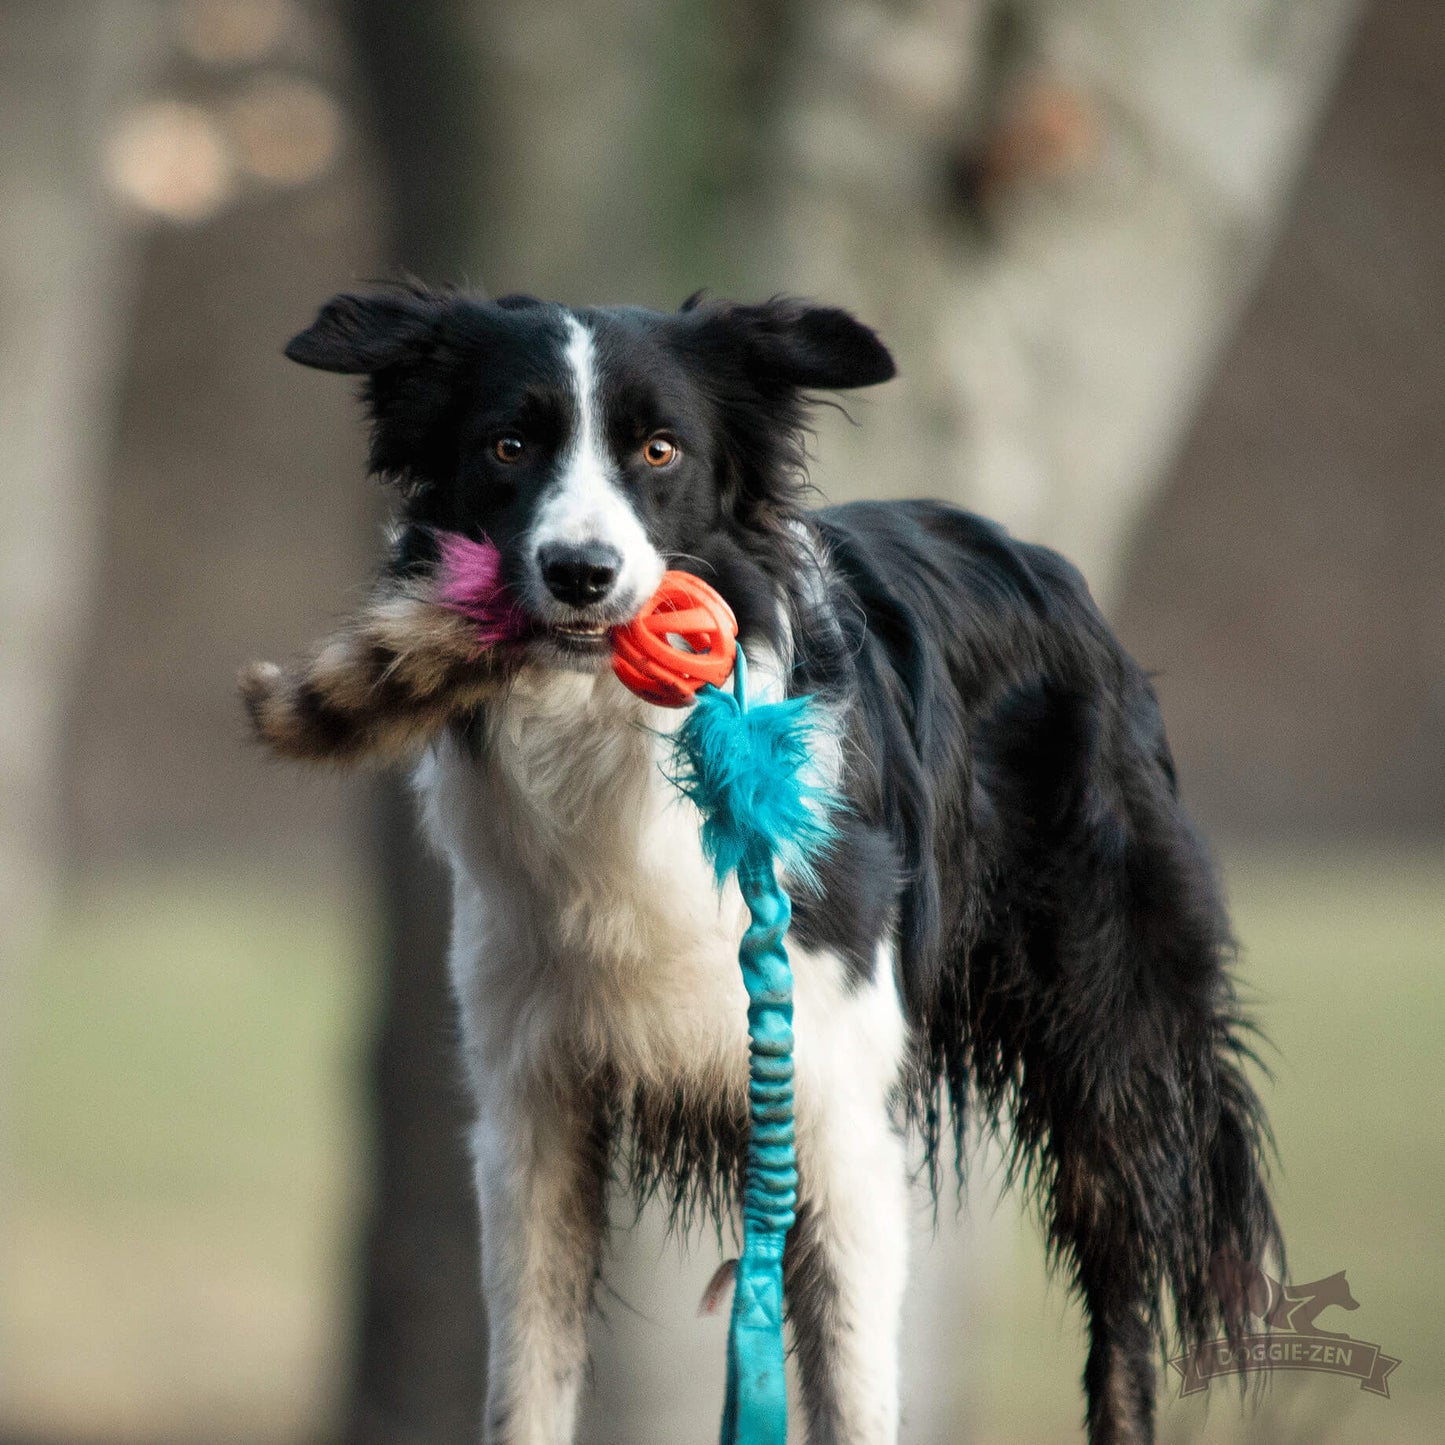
[721,834,798,1444]
[667,649,837,1445]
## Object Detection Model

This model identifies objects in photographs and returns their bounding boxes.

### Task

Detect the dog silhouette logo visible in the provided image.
[1172,1252,1400,1399]
[1207,1254,1360,1337]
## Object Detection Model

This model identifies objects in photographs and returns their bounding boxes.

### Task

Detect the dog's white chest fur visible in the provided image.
[418,667,754,1092]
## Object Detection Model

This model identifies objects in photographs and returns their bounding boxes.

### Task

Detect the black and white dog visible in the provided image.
[250,287,1280,1444]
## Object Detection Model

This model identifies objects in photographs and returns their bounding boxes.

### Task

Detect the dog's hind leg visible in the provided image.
[1012,913,1277,1445]
[1049,1114,1166,1445]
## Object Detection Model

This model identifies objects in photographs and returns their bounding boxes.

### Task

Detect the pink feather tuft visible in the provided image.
[435,531,531,647]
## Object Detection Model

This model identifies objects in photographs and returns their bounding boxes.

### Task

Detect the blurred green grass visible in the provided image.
[0,872,375,1444]
[1,849,1440,1443]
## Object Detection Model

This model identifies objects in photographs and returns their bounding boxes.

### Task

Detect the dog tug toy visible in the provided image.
[438,535,836,1445]
[617,578,838,1445]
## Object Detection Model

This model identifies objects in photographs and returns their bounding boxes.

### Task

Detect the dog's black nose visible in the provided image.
[538,541,622,606]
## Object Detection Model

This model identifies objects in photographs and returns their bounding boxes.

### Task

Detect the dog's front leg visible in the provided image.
[786,1038,910,1444]
[470,1076,609,1445]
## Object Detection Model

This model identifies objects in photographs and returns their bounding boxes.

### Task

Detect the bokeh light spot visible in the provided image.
[221,75,342,189]
[104,100,236,224]
[177,0,293,66]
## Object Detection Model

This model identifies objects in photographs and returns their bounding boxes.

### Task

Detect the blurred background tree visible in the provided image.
[0,0,163,1261]
[1,1,1441,1443]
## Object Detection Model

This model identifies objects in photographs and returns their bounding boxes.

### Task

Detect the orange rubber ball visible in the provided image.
[611,571,738,707]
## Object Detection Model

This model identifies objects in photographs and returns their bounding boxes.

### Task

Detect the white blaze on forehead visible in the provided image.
[528,314,664,611]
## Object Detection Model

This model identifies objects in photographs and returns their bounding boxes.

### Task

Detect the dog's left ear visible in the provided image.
[685,296,896,391]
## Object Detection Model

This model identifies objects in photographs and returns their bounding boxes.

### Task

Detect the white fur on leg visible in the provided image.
[471,1080,603,1445]
[791,943,911,1445]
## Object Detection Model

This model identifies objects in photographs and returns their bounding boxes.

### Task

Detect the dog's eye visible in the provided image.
[494,435,525,463]
[643,435,679,468]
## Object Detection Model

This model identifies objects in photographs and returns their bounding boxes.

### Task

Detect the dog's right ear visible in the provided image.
[285,291,436,374]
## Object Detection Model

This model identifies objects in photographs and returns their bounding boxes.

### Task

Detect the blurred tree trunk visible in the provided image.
[0,0,161,1362]
[766,0,1362,607]
[336,1,1361,1441]
[340,10,491,1444]
[0,0,160,976]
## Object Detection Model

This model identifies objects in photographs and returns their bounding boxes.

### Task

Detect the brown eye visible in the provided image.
[494,435,524,463]
[643,435,678,468]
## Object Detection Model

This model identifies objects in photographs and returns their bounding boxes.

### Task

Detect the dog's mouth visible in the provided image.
[545,621,612,651]
[523,618,620,666]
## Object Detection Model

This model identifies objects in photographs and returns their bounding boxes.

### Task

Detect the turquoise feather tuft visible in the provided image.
[668,683,840,891]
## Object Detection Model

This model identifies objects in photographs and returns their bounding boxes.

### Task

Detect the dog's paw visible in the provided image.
[239,658,339,760]
[238,659,283,712]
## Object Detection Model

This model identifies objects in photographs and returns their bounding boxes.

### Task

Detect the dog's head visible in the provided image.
[285,288,894,669]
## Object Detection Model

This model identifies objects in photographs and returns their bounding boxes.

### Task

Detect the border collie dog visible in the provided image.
[261,287,1280,1444]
